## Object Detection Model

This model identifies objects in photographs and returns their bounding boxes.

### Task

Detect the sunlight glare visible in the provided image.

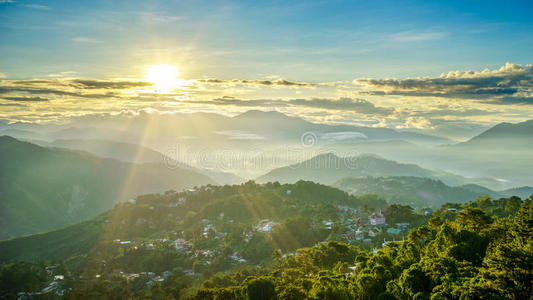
[146,64,179,92]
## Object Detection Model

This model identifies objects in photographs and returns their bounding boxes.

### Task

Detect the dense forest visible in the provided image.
[0,181,530,299]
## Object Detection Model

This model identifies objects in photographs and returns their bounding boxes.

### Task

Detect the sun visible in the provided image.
[146,65,179,92]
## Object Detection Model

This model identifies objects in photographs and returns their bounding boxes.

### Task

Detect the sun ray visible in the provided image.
[146,64,179,92]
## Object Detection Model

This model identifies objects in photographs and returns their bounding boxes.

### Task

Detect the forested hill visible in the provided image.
[256,153,496,187]
[0,136,214,239]
[188,197,531,300]
[0,180,530,299]
[0,181,389,263]
[333,176,513,208]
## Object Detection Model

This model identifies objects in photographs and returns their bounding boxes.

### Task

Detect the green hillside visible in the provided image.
[333,176,500,208]
[256,153,483,187]
[0,181,528,299]
[0,136,215,240]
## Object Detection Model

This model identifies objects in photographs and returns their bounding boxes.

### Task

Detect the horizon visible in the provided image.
[0,1,532,298]
[1,0,532,140]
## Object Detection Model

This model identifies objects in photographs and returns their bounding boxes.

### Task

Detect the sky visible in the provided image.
[0,0,532,139]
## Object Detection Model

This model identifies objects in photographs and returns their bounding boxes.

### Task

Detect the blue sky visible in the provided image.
[1,0,532,80]
[0,0,532,139]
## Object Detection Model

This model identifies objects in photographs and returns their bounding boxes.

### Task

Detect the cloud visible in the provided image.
[0,103,26,107]
[185,97,394,116]
[21,4,50,10]
[47,71,79,78]
[397,116,435,130]
[72,37,101,44]
[69,79,153,89]
[198,78,320,88]
[288,98,394,115]
[354,63,533,104]
[320,131,368,141]
[139,12,183,24]
[390,31,447,42]
[0,72,6,78]
[214,130,266,140]
[1,96,48,101]
[0,85,115,98]
[0,78,154,99]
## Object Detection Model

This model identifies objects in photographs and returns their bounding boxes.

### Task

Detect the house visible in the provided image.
[387,228,401,235]
[368,227,382,237]
[344,231,358,241]
[230,253,248,263]
[174,239,191,251]
[323,221,333,230]
[257,219,279,232]
[424,209,433,216]
[369,213,386,225]
[128,199,136,205]
[447,208,457,212]
[286,189,292,195]
[396,223,410,230]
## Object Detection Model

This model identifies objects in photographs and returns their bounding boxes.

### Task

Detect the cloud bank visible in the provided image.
[355,63,533,104]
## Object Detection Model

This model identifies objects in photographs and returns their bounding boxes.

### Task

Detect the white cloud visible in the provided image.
[47,71,79,78]
[355,63,533,104]
[390,31,448,42]
[72,37,101,44]
[21,4,50,10]
[139,12,183,24]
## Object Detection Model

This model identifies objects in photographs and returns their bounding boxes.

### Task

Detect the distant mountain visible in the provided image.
[31,139,166,163]
[230,110,450,146]
[333,177,490,208]
[460,184,503,199]
[256,152,493,187]
[499,186,533,199]
[3,110,450,147]
[28,139,243,185]
[457,119,533,149]
[0,136,215,240]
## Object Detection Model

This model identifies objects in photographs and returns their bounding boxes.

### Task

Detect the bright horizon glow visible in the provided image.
[145,65,179,92]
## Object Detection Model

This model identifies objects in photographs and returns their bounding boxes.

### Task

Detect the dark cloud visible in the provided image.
[0,86,116,98]
[69,79,153,89]
[1,96,49,101]
[0,103,26,107]
[198,78,319,87]
[288,98,393,115]
[0,78,152,99]
[355,63,533,104]
[187,96,394,115]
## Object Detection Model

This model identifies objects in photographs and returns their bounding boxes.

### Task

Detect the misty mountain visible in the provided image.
[499,186,533,199]
[28,138,243,185]
[456,119,533,149]
[255,152,500,188]
[0,136,215,240]
[30,139,166,164]
[2,110,450,148]
[333,177,510,208]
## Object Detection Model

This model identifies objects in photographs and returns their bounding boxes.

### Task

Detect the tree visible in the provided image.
[455,208,492,232]
[244,276,276,300]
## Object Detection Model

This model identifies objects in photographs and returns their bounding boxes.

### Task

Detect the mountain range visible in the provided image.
[333,176,532,208]
[0,136,215,240]
[27,138,243,185]
[256,152,502,188]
